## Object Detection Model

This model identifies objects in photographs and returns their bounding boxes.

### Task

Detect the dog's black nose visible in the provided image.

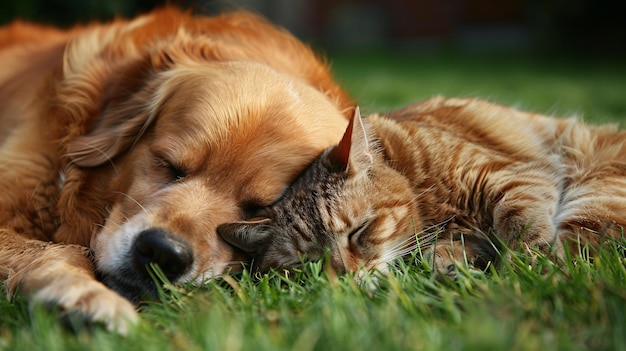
[132,228,193,281]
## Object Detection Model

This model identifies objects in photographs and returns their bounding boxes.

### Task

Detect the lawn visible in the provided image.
[1,52,626,351]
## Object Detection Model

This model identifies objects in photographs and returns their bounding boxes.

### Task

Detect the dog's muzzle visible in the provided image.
[98,227,194,304]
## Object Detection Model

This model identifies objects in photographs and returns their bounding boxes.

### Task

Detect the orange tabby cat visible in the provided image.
[218,97,626,275]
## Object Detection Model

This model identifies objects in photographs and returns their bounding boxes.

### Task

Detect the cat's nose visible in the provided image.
[132,228,193,281]
[329,251,348,273]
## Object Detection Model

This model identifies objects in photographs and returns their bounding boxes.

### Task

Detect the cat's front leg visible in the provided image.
[422,242,465,278]
[487,159,565,260]
[493,195,563,258]
[421,234,492,279]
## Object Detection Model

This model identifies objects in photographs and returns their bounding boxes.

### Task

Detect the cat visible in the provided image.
[217,96,626,276]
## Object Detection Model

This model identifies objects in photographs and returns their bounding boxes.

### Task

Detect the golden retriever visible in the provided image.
[0,8,351,333]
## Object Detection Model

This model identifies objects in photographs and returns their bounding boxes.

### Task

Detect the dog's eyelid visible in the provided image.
[241,186,287,218]
[154,156,188,182]
[242,201,271,219]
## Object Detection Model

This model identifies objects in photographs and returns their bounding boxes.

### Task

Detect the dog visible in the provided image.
[0,7,352,333]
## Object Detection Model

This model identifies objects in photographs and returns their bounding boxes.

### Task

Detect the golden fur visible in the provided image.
[0,8,351,332]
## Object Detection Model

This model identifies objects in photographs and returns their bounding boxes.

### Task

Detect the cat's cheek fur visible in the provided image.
[257,242,301,272]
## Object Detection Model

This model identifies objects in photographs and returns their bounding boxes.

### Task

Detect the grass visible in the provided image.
[2,52,626,350]
[331,52,626,124]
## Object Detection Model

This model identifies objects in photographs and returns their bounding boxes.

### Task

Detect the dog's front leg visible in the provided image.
[0,229,138,334]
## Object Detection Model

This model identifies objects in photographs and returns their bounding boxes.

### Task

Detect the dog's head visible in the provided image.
[51,9,350,302]
[64,61,347,302]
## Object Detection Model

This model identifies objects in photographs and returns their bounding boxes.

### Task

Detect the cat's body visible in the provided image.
[218,97,626,275]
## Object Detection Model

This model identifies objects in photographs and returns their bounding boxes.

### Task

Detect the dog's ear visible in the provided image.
[63,36,226,168]
[63,56,164,167]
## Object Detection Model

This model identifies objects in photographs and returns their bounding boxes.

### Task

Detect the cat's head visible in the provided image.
[217,108,418,273]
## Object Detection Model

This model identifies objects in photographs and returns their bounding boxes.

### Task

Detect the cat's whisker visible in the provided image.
[408,184,436,205]
[392,184,436,210]
[375,217,455,265]
[409,217,454,248]
[385,217,450,252]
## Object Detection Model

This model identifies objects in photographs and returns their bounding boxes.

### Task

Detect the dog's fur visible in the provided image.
[0,8,351,332]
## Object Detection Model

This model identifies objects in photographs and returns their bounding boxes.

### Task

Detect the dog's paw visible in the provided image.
[29,270,139,334]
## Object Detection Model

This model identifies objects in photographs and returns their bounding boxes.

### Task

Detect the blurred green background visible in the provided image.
[2,0,624,55]
[1,0,625,122]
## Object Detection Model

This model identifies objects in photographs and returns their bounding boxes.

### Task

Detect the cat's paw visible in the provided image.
[423,249,487,280]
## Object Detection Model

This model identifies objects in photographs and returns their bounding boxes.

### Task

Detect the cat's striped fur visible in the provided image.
[218,97,626,275]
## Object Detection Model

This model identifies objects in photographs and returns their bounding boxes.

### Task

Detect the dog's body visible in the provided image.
[0,8,351,332]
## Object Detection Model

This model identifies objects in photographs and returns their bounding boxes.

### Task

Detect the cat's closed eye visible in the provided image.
[348,220,373,248]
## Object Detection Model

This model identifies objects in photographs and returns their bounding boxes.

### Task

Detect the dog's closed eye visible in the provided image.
[241,201,271,220]
[154,156,187,183]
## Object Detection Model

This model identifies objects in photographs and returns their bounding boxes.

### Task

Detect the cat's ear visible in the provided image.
[217,219,272,254]
[332,106,374,174]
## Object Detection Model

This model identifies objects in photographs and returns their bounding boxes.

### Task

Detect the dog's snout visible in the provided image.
[132,228,193,281]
